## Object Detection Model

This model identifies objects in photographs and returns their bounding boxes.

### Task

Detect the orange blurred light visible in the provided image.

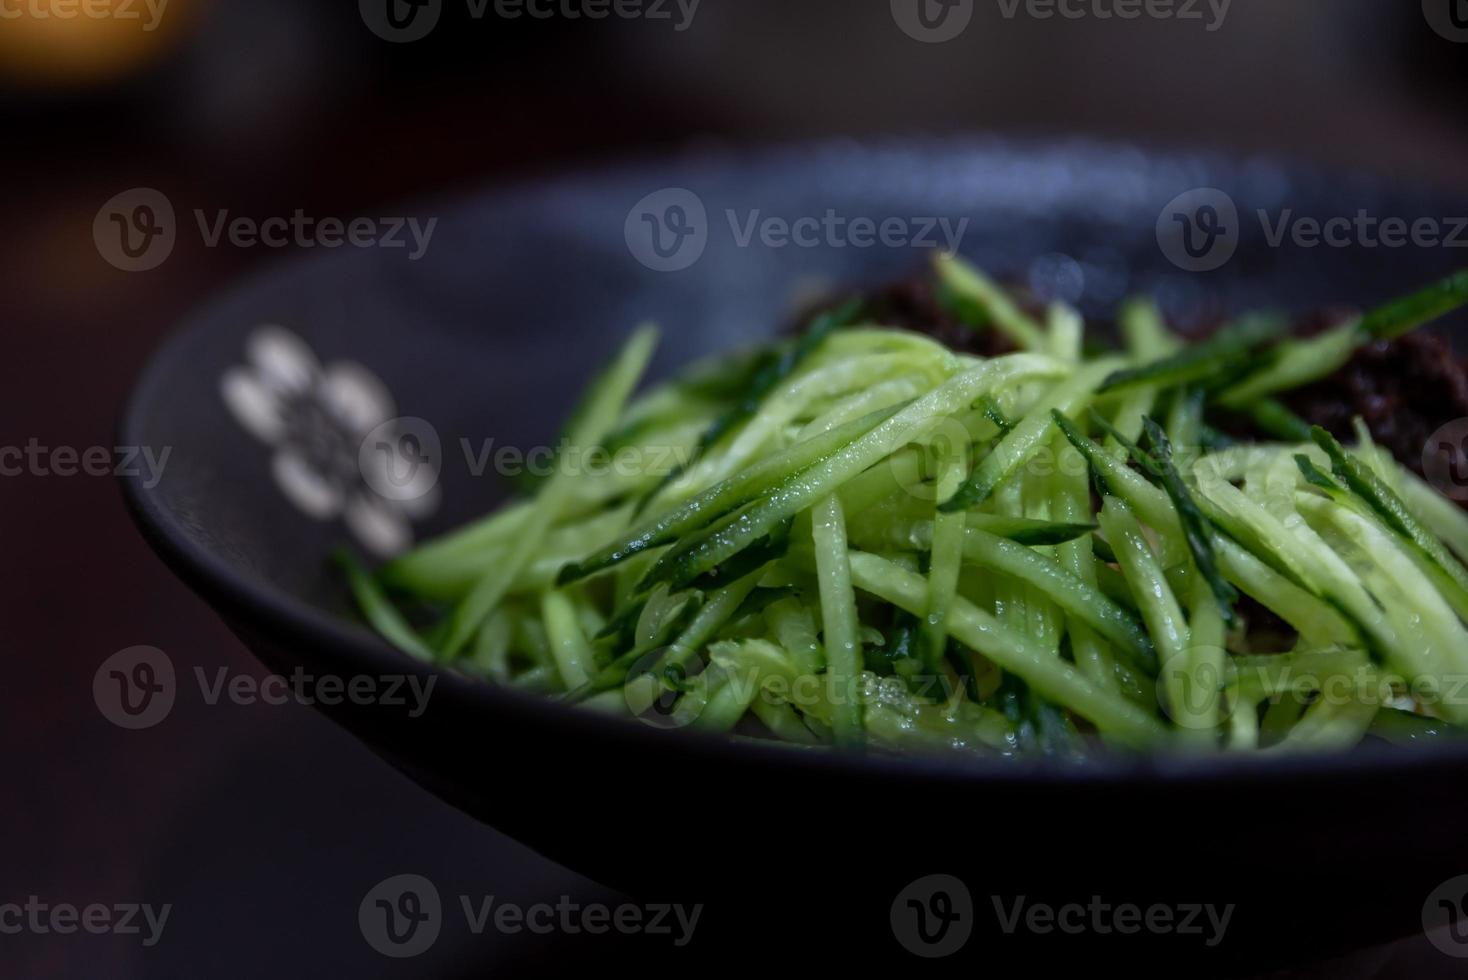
[0,0,190,86]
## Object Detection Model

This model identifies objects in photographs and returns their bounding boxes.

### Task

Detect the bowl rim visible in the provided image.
[118,133,1468,786]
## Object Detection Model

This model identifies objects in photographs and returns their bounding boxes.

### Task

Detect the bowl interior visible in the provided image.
[125,138,1468,620]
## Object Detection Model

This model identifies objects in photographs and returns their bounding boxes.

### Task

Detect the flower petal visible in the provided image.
[249,326,319,396]
[272,449,343,519]
[321,362,395,435]
[220,367,286,444]
[396,478,442,519]
[345,494,414,558]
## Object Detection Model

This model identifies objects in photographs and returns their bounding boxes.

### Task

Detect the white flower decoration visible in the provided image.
[220,326,441,557]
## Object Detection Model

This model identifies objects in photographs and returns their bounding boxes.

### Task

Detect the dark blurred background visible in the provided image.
[4,2,1468,977]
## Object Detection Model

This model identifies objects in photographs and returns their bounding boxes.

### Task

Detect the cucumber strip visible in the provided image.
[1296,455,1468,622]
[1220,271,1468,405]
[1244,398,1313,442]
[1056,411,1358,642]
[397,506,633,600]
[1090,410,1238,622]
[750,695,825,745]
[686,351,942,494]
[380,500,533,590]
[866,519,1158,676]
[557,405,898,585]
[1051,437,1128,700]
[541,590,597,690]
[1099,315,1283,394]
[847,492,1093,546]
[1296,494,1468,724]
[941,359,1121,511]
[797,375,927,440]
[1141,418,1239,623]
[1267,697,1379,754]
[1120,296,1180,360]
[1312,426,1468,609]
[921,439,968,667]
[1212,537,1354,645]
[639,355,1066,592]
[763,596,825,676]
[1196,475,1396,657]
[846,552,1168,747]
[1180,574,1227,740]
[635,298,863,512]
[934,252,1047,351]
[338,552,436,661]
[1164,387,1205,455]
[812,495,864,747]
[693,671,763,732]
[1218,322,1358,408]
[1397,468,1468,563]
[1358,269,1468,340]
[1104,386,1157,456]
[1048,303,1083,362]
[442,326,659,657]
[467,609,515,682]
[978,394,1015,434]
[1369,709,1465,746]
[1229,646,1372,705]
[1098,498,1190,721]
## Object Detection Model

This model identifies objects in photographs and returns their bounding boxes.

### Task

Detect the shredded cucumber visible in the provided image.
[342,263,1468,760]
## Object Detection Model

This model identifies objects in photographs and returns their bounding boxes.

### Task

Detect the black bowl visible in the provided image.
[121,138,1468,973]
